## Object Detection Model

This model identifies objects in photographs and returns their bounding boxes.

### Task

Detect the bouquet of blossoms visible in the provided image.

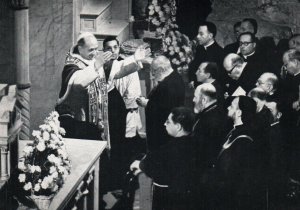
[147,0,178,36]
[17,111,71,197]
[162,30,194,74]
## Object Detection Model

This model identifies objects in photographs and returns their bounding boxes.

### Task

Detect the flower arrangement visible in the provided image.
[162,30,194,75]
[17,111,71,196]
[147,0,178,36]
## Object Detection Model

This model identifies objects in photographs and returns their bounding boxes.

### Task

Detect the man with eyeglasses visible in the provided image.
[237,32,266,92]
[223,53,247,95]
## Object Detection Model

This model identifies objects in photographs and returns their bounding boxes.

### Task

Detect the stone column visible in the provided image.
[12,0,31,140]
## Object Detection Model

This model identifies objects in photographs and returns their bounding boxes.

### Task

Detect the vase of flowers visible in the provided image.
[162,29,194,78]
[17,111,71,209]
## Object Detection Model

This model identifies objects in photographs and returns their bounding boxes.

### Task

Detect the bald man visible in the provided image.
[56,32,149,140]
[137,56,185,151]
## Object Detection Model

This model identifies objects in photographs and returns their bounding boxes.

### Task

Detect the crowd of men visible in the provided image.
[56,18,300,209]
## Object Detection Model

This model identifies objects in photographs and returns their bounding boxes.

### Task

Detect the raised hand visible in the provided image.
[94,51,113,70]
[134,47,151,62]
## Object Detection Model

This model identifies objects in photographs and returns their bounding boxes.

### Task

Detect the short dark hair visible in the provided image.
[234,21,241,30]
[242,18,258,34]
[171,107,195,133]
[203,62,218,79]
[237,96,257,125]
[103,36,119,49]
[199,21,217,37]
[239,32,256,43]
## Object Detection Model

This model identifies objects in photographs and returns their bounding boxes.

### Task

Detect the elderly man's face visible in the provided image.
[240,21,255,34]
[78,36,99,60]
[282,54,299,76]
[289,36,300,51]
[224,61,243,80]
[256,74,272,93]
[196,63,209,83]
[103,40,120,60]
[239,34,256,56]
[197,26,212,46]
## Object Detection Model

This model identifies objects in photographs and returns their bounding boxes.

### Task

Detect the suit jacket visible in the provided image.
[211,124,266,210]
[146,71,185,151]
[193,102,229,169]
[237,51,266,93]
[189,42,224,84]
[224,41,239,55]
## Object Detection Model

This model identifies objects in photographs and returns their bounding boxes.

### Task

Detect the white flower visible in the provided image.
[30,165,41,173]
[34,183,41,192]
[18,174,26,182]
[179,52,184,57]
[168,46,174,51]
[23,146,34,156]
[49,166,56,174]
[175,60,180,65]
[156,27,162,33]
[172,41,177,47]
[58,148,68,160]
[160,17,166,22]
[52,171,58,179]
[51,133,59,142]
[24,182,32,191]
[154,6,161,12]
[18,162,27,171]
[59,127,66,135]
[36,141,46,152]
[148,5,154,10]
[42,131,50,141]
[152,0,158,5]
[169,50,175,56]
[41,180,49,189]
[171,58,177,64]
[175,47,180,53]
[158,11,164,17]
[180,57,186,62]
[149,9,155,16]
[32,130,41,137]
[49,143,57,149]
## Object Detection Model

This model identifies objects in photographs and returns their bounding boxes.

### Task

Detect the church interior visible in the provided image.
[1,0,300,209]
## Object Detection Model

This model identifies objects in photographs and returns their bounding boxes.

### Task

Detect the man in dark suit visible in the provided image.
[188,21,225,88]
[237,32,267,93]
[136,56,185,152]
[195,62,225,107]
[193,83,229,168]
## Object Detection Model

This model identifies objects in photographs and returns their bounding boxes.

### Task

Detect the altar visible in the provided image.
[19,139,107,210]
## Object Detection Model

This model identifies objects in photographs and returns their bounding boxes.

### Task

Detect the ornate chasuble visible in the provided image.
[59,49,110,149]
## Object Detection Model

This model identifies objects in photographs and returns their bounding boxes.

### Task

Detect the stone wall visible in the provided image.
[207,0,300,47]
[0,1,15,84]
[29,0,73,130]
